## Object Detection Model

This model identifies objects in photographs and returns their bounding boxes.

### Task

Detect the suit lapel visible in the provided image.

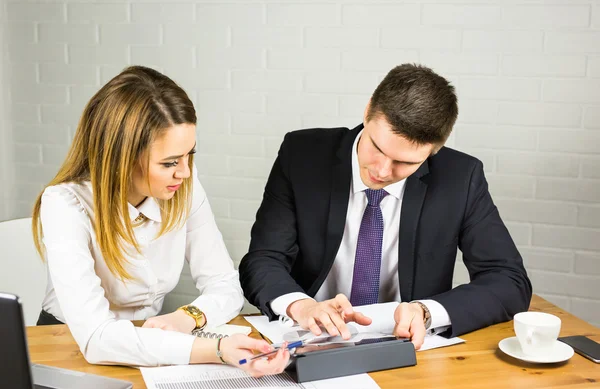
[398,160,429,302]
[308,125,361,296]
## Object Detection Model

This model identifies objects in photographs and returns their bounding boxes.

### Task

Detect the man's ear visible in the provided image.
[430,143,443,156]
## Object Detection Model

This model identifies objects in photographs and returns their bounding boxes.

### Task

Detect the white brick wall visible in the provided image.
[1,2,15,221]
[2,0,599,326]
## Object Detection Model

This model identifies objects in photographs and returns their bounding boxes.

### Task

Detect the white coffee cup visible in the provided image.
[514,312,561,357]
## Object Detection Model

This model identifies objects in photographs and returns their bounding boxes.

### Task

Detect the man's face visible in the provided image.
[357,115,435,190]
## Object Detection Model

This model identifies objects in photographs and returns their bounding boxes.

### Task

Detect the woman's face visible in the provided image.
[129,123,197,206]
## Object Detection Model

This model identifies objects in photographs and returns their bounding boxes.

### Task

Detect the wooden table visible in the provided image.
[26,295,600,388]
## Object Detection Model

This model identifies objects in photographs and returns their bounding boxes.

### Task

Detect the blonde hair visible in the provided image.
[32,66,197,281]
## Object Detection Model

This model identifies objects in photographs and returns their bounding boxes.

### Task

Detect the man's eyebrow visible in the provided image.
[160,143,197,161]
[369,136,422,165]
[370,136,385,154]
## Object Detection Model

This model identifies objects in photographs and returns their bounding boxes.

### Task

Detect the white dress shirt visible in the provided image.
[40,166,244,366]
[271,131,451,332]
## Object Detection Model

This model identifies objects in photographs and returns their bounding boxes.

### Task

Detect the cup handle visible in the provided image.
[526,328,535,346]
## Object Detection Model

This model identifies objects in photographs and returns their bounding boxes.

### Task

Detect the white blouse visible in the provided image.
[40,166,244,366]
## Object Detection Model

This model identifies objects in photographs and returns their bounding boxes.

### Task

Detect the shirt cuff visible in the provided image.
[269,292,313,319]
[190,293,240,328]
[417,299,452,330]
[134,327,196,366]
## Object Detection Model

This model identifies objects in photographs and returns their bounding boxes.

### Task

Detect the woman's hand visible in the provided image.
[142,310,197,333]
[220,335,290,377]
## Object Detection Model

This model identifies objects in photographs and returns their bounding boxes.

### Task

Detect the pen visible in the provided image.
[238,340,303,365]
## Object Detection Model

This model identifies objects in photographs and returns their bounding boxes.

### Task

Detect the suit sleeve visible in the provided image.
[239,133,306,319]
[431,160,532,337]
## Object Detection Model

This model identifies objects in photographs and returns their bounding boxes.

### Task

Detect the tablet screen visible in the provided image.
[292,336,406,356]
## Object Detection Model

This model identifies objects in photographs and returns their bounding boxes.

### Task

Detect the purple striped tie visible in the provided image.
[350,189,388,306]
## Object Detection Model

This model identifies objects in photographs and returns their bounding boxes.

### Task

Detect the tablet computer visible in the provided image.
[287,335,416,382]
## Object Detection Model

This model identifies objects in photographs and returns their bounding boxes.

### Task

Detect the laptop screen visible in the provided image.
[0,293,35,389]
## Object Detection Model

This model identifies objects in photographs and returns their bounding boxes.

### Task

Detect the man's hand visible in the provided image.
[142,309,199,333]
[287,294,372,339]
[393,302,427,350]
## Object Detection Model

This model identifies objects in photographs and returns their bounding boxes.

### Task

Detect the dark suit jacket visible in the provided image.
[239,125,532,337]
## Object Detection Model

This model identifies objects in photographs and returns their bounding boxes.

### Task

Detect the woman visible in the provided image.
[31,66,289,374]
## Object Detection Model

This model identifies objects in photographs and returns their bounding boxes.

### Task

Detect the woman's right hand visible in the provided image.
[219,334,290,377]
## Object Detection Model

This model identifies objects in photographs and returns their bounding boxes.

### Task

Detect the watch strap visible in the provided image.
[411,301,432,329]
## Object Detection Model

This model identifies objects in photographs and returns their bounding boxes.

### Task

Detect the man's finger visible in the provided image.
[397,305,415,329]
[327,308,351,339]
[334,294,354,315]
[307,316,322,336]
[394,305,414,338]
[346,311,372,326]
[317,311,339,336]
[393,322,408,338]
[410,320,426,350]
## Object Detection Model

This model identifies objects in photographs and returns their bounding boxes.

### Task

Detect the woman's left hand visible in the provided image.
[142,310,196,333]
[220,335,291,377]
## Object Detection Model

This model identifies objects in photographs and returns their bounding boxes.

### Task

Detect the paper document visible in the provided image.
[420,334,464,351]
[244,315,293,344]
[141,364,380,389]
[244,315,464,351]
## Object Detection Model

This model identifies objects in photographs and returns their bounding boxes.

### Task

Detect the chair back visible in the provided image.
[0,218,46,325]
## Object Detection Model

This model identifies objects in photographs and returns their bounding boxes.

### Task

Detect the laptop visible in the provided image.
[0,292,132,389]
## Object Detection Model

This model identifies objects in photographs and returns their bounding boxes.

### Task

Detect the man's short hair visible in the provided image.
[367,63,458,146]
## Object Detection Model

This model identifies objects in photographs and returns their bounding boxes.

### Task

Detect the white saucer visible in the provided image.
[498,337,574,363]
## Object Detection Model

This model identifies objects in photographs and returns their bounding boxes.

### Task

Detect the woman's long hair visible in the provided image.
[32,66,197,281]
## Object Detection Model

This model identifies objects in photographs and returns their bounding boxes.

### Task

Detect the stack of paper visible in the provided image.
[141,364,380,389]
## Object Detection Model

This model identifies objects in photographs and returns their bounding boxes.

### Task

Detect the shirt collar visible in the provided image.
[351,130,406,200]
[128,197,162,223]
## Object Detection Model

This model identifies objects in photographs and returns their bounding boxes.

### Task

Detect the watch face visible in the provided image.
[186,305,202,317]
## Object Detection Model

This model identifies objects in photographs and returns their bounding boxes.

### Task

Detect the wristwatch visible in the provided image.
[177,305,207,331]
[411,301,432,330]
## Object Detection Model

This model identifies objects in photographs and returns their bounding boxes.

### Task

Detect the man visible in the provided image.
[239,64,532,349]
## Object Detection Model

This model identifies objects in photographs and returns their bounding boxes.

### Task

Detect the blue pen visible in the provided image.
[239,340,303,365]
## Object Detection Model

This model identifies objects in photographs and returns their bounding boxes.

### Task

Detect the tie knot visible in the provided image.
[365,189,388,207]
